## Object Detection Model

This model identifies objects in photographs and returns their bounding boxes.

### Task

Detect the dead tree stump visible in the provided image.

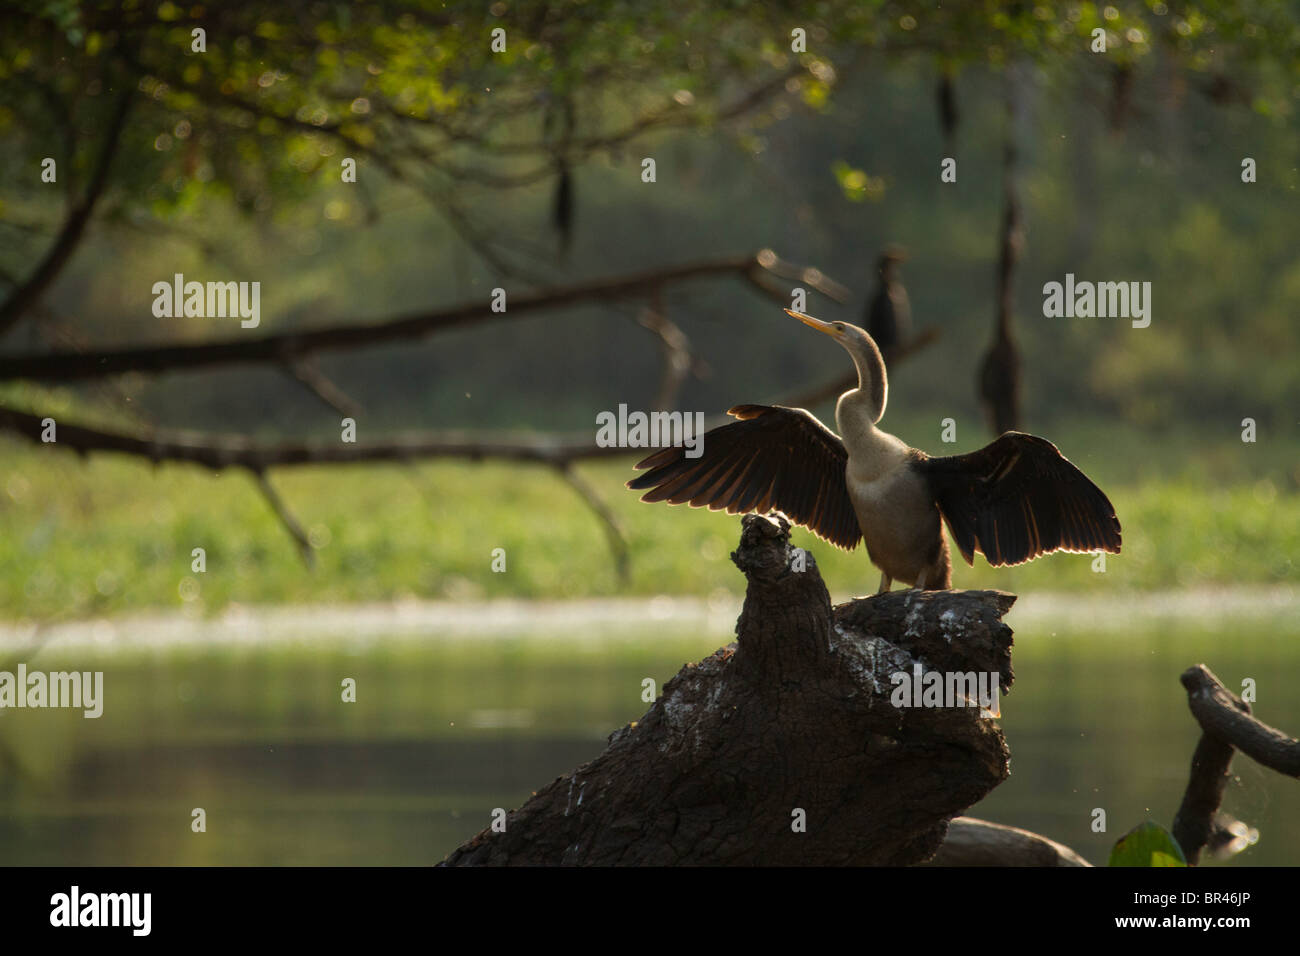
[440,513,1015,865]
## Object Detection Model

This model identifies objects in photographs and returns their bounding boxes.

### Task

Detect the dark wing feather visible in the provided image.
[627,404,862,551]
[914,431,1121,567]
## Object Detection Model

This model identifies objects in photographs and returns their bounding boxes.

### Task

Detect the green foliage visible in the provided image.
[1,2,1298,432]
[831,160,885,202]
[1109,821,1187,867]
[2,1,1295,229]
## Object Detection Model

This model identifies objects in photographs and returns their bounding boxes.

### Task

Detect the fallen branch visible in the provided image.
[1172,664,1299,864]
[925,816,1092,867]
[1180,664,1300,777]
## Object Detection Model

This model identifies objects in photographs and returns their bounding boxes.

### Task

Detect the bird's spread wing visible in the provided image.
[914,431,1121,567]
[626,404,862,551]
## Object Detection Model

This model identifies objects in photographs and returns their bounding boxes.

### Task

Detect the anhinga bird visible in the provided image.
[628,310,1120,593]
[865,249,911,366]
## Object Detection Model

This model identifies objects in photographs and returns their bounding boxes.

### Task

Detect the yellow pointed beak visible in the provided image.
[785,309,841,339]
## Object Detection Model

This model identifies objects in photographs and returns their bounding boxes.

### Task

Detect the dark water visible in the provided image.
[0,597,1296,866]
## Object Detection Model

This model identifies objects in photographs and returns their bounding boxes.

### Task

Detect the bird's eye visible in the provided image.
[834,322,844,331]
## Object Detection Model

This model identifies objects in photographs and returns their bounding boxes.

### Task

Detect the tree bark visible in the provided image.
[440,514,1015,866]
[925,817,1092,867]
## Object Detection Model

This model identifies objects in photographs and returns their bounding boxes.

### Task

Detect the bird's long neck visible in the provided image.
[835,339,889,441]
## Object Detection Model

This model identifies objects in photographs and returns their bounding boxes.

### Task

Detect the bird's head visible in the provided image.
[785,309,876,353]
[786,309,889,422]
[877,247,907,275]
[873,244,904,267]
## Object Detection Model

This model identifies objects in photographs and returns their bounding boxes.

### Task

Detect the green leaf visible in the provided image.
[831,161,885,203]
[1109,822,1188,867]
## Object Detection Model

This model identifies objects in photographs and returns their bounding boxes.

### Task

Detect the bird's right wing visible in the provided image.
[627,404,862,551]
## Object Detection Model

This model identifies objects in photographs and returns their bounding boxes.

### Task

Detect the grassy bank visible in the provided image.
[2,422,1296,619]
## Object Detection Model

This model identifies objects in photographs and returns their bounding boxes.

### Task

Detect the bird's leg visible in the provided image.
[877,572,891,594]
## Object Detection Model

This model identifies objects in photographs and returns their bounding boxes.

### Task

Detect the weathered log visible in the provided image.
[925,816,1092,867]
[441,513,1016,866]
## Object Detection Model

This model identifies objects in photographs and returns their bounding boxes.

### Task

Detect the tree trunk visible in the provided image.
[440,514,1016,866]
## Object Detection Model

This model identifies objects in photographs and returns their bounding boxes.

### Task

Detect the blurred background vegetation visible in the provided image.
[1,1,1297,614]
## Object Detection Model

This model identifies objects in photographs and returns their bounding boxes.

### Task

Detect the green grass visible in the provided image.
[1,423,1297,619]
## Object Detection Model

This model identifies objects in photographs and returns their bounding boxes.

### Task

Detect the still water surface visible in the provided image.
[0,591,1296,865]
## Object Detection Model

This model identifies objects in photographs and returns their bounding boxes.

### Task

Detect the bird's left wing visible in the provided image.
[627,404,862,550]
[914,431,1121,567]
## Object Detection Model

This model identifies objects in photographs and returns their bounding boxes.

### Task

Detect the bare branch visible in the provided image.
[284,358,362,419]
[751,249,851,304]
[1172,726,1242,866]
[0,89,133,336]
[741,267,801,307]
[0,407,640,576]
[557,463,629,582]
[637,287,694,412]
[1171,664,1298,865]
[754,249,852,304]
[250,469,314,568]
[0,406,622,470]
[397,64,803,159]
[0,252,845,383]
